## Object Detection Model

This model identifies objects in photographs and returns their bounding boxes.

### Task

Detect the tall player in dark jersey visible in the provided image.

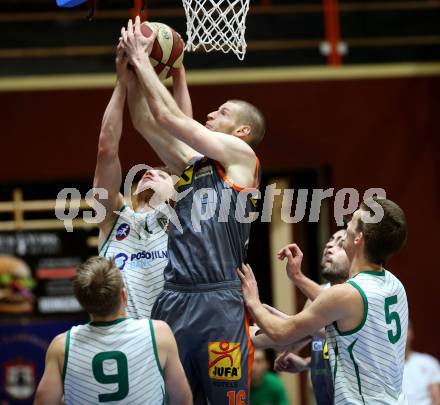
[121,17,265,404]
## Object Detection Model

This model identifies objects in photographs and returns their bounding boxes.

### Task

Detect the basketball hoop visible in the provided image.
[182,0,250,60]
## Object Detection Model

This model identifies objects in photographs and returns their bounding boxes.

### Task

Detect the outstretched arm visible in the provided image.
[238,264,357,346]
[121,18,257,187]
[94,45,129,245]
[127,66,200,175]
[251,324,311,352]
[154,321,192,405]
[34,333,65,405]
[172,66,193,118]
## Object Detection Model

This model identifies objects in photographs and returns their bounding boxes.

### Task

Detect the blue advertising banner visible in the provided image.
[0,319,84,404]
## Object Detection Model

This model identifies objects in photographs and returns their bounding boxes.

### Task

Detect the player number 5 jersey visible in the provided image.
[326,269,409,405]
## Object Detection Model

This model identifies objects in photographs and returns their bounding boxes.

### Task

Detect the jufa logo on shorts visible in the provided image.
[208,341,241,381]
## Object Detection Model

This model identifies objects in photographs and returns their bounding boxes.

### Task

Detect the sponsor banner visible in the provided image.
[0,319,84,404]
[0,230,93,315]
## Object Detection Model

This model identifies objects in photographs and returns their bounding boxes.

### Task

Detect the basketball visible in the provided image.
[140,22,185,80]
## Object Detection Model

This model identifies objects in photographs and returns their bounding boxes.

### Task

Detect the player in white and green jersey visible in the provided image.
[100,201,170,319]
[238,197,408,404]
[64,317,164,404]
[91,44,191,318]
[273,229,350,405]
[326,269,408,404]
[35,256,192,405]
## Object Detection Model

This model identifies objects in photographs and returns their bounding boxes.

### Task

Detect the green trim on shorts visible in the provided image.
[149,320,164,377]
[62,330,71,383]
[334,280,368,336]
[99,204,126,256]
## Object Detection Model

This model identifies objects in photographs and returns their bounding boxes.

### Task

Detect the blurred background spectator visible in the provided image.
[403,321,440,405]
[251,349,289,405]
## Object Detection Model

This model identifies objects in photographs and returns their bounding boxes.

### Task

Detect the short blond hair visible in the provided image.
[229,99,266,148]
[73,256,124,316]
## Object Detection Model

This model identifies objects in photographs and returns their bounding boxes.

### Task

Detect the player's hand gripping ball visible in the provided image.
[140,22,185,80]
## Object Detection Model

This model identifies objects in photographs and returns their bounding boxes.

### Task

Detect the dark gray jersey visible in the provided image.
[165,157,260,284]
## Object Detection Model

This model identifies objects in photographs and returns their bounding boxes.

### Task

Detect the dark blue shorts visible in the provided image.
[151,280,254,405]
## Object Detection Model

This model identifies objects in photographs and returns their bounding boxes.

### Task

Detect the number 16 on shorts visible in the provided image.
[227,390,246,405]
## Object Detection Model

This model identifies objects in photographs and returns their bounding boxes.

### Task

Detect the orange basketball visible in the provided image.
[140,22,185,80]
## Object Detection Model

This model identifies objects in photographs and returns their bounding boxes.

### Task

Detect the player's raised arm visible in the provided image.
[121,17,258,188]
[278,244,325,301]
[172,65,193,118]
[93,45,128,242]
[34,333,65,405]
[127,65,200,175]
[153,321,193,405]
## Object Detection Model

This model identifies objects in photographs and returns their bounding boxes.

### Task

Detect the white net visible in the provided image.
[182,0,250,60]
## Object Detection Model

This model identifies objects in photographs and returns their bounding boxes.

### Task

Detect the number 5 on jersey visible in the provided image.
[384,295,401,344]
